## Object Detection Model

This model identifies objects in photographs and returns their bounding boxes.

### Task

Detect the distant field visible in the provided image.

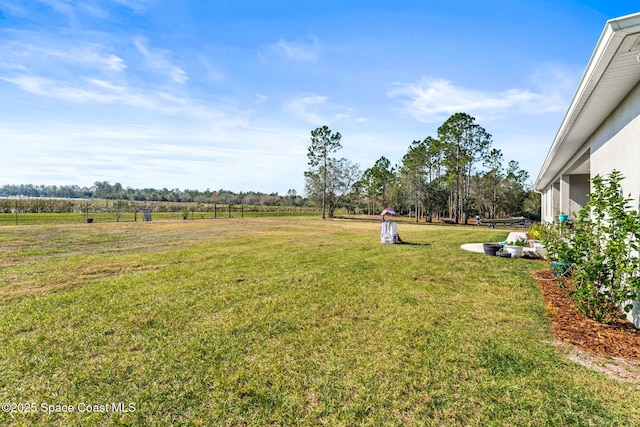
[0,218,639,425]
[0,209,318,225]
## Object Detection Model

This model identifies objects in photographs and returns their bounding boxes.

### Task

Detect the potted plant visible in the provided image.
[557,211,569,223]
[550,261,572,277]
[504,238,527,258]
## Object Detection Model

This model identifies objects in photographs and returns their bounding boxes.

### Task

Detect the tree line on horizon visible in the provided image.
[305,112,540,222]
[0,183,305,207]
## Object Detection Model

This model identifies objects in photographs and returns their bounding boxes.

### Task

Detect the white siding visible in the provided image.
[589,80,640,208]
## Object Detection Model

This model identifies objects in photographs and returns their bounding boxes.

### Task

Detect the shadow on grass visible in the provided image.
[397,240,430,246]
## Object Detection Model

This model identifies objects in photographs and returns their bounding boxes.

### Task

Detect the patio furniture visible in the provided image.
[478,216,528,228]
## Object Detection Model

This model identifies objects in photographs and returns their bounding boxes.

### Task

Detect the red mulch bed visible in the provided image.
[533,269,640,361]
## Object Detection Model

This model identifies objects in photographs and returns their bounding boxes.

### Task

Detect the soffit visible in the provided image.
[567,35,640,146]
[535,15,640,190]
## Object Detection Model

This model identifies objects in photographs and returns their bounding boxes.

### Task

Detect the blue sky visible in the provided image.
[1,1,638,194]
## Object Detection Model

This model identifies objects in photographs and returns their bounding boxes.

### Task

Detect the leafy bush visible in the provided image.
[539,221,574,265]
[526,223,545,241]
[543,171,640,322]
[569,171,640,322]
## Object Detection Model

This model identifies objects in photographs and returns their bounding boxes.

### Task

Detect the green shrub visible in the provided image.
[543,171,640,323]
[527,223,545,241]
[570,171,640,322]
[539,221,574,265]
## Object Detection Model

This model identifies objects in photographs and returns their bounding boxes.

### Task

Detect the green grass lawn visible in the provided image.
[0,217,639,426]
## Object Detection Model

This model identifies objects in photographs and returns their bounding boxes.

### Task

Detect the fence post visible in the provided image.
[228,204,231,218]
[214,204,217,219]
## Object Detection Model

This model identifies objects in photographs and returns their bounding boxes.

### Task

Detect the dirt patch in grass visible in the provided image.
[534,269,640,385]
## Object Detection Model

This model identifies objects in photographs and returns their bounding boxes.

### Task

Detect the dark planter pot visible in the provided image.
[86,218,94,223]
[483,243,503,256]
[496,251,512,258]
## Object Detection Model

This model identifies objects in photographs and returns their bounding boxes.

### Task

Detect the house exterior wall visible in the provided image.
[569,174,590,215]
[540,183,557,222]
[539,173,589,221]
[539,182,558,223]
[589,81,640,210]
[540,81,640,221]
[548,82,640,327]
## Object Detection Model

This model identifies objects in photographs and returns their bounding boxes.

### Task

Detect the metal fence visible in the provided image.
[0,205,319,226]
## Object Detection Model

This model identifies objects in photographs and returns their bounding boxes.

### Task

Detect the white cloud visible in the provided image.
[0,120,308,192]
[37,0,77,20]
[62,46,126,72]
[268,38,321,62]
[134,37,188,83]
[285,93,328,123]
[0,0,28,17]
[0,37,126,73]
[0,31,248,125]
[1,74,248,125]
[109,0,153,13]
[0,0,148,21]
[2,75,154,106]
[101,54,126,72]
[526,64,580,107]
[77,1,110,18]
[197,54,226,83]
[388,76,569,123]
[284,93,355,124]
[255,93,269,104]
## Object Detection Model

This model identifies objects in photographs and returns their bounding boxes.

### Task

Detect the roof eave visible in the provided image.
[534,13,640,191]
